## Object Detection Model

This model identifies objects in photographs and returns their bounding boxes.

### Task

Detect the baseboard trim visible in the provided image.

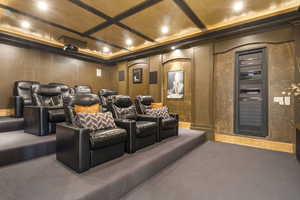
[190,123,213,131]
[179,122,191,129]
[0,109,14,117]
[214,133,295,153]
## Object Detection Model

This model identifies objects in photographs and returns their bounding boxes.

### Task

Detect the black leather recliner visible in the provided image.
[98,89,118,112]
[48,82,71,98]
[74,85,92,94]
[23,85,65,136]
[56,94,127,173]
[12,81,40,118]
[110,95,158,153]
[135,96,179,142]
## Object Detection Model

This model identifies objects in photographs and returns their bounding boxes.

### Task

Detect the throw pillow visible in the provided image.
[76,112,116,131]
[145,106,170,119]
[74,104,100,114]
[151,103,163,109]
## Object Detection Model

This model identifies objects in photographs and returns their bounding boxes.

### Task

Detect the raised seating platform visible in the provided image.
[0,130,56,167]
[0,129,206,200]
[0,116,24,133]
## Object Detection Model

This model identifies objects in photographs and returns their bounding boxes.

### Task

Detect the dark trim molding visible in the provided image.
[110,10,300,63]
[0,32,110,64]
[172,0,206,29]
[0,8,299,65]
[79,0,160,42]
[0,4,125,50]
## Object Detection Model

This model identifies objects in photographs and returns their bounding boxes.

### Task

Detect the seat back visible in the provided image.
[64,94,100,124]
[13,81,40,105]
[32,85,62,106]
[98,89,118,108]
[74,85,92,94]
[111,95,137,120]
[135,96,154,114]
[48,83,71,98]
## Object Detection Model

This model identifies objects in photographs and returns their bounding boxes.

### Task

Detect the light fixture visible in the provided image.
[37,1,48,11]
[171,46,176,50]
[126,38,133,46]
[103,47,110,53]
[161,26,169,34]
[233,2,244,12]
[20,20,31,29]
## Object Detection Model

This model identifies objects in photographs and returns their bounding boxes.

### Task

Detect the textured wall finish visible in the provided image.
[214,42,295,143]
[0,43,116,109]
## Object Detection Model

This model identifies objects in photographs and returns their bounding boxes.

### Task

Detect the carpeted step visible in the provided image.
[0,129,206,200]
[0,130,56,167]
[0,117,24,133]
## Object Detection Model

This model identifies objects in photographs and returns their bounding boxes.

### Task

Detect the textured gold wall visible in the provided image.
[0,43,117,109]
[214,42,295,143]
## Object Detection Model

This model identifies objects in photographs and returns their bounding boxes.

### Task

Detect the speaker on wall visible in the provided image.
[119,71,125,81]
[149,71,158,84]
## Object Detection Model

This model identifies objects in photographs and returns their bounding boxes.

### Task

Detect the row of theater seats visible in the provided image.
[12,80,179,173]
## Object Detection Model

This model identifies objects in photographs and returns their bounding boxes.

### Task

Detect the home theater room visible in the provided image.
[0,0,300,199]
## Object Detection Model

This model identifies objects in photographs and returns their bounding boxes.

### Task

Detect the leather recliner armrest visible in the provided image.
[137,114,161,123]
[12,96,24,118]
[56,123,91,173]
[115,119,137,153]
[169,113,179,122]
[23,106,50,136]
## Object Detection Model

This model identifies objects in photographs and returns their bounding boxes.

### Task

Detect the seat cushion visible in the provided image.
[136,121,156,138]
[48,109,65,123]
[162,117,177,130]
[90,128,127,149]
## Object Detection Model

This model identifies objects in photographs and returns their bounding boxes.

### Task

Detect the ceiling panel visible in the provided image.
[0,0,105,32]
[82,0,145,17]
[0,8,121,54]
[185,0,300,28]
[92,24,147,49]
[121,0,200,41]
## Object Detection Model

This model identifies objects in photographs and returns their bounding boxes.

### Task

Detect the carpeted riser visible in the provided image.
[0,140,56,167]
[79,134,206,200]
[0,117,24,133]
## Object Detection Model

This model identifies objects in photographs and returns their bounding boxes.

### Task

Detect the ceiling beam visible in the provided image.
[172,0,206,29]
[0,4,126,50]
[78,0,161,42]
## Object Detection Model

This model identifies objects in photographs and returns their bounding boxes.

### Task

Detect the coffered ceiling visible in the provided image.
[0,0,299,60]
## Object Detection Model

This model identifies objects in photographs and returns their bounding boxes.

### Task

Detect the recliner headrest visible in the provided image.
[99,89,118,97]
[136,96,153,106]
[14,81,40,95]
[33,85,62,97]
[74,85,92,94]
[48,83,69,92]
[68,94,100,107]
[113,95,133,108]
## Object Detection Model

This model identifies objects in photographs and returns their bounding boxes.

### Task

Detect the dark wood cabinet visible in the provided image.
[235,48,268,137]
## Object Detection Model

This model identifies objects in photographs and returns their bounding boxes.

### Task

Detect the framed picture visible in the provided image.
[167,70,184,99]
[133,68,143,84]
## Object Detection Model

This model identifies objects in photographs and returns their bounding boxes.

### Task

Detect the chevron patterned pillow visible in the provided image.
[76,112,117,131]
[145,106,170,119]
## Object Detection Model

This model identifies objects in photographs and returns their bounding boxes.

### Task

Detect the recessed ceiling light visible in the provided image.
[103,47,110,53]
[161,26,169,34]
[20,20,31,29]
[37,1,48,11]
[233,2,244,12]
[171,46,176,50]
[126,39,133,46]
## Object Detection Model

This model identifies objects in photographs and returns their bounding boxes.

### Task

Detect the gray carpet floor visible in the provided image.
[0,129,205,200]
[121,141,300,200]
